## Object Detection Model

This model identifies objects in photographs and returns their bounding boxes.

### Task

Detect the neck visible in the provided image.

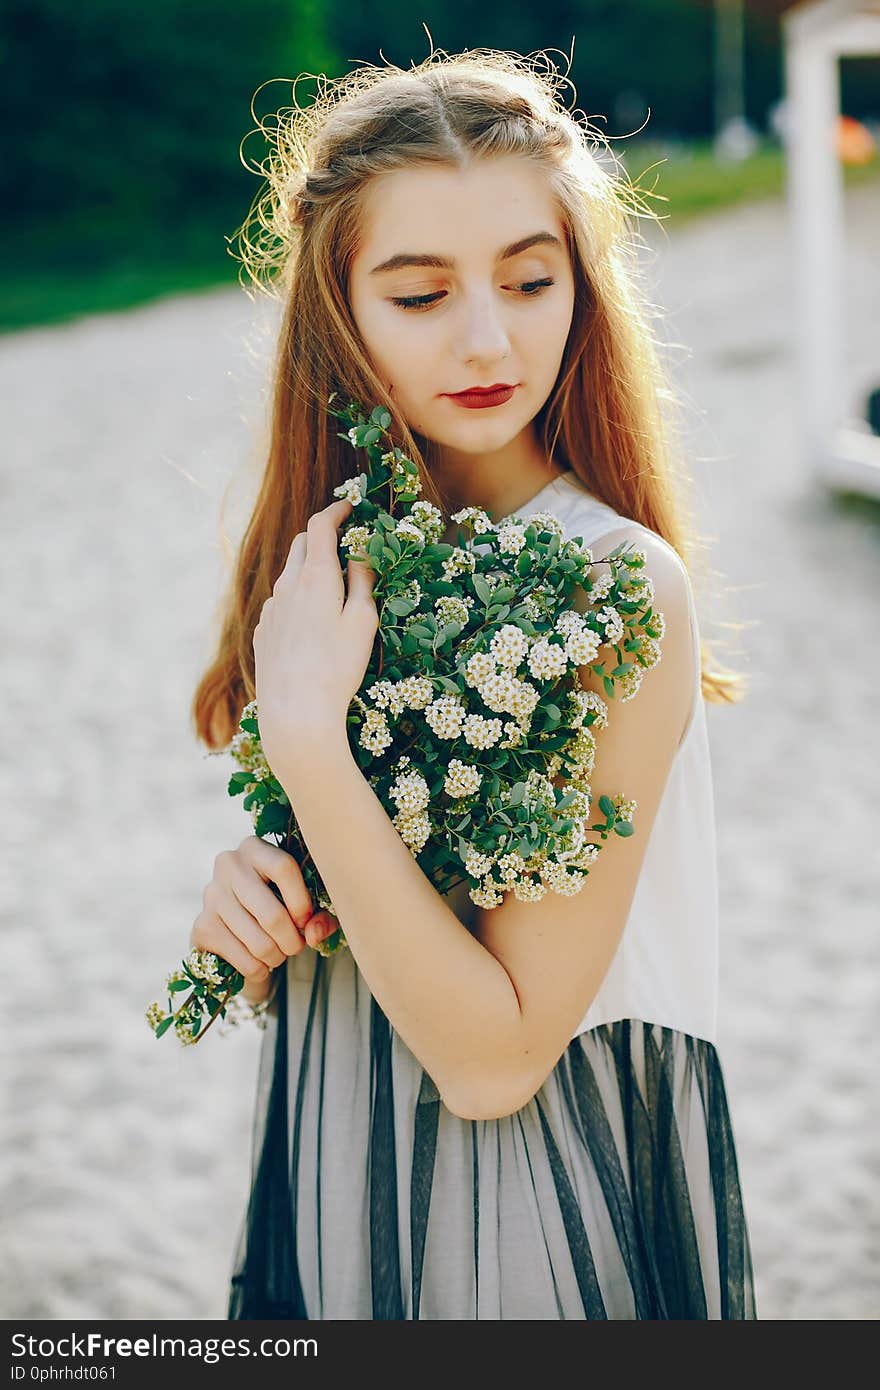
[426,424,567,522]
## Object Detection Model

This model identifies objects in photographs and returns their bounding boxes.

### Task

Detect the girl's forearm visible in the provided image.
[274,730,524,1115]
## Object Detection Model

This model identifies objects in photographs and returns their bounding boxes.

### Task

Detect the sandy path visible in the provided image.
[1,181,877,1320]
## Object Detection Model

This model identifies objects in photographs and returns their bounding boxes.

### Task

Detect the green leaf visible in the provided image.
[598,794,616,818]
[516,551,532,577]
[473,575,492,605]
[154,1016,174,1039]
[507,781,526,806]
[613,821,635,837]
[362,426,382,444]
[257,803,290,836]
[168,979,191,993]
[386,596,416,617]
[555,790,579,811]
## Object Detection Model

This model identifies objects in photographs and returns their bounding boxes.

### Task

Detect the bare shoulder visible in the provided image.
[575,521,695,729]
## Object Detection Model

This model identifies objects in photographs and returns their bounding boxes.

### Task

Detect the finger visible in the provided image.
[303,913,341,949]
[344,548,377,602]
[274,531,307,591]
[239,837,315,930]
[191,909,276,985]
[305,498,354,567]
[211,889,290,971]
[228,869,308,958]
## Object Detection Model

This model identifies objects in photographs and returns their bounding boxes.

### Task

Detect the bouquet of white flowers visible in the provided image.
[147,395,664,1044]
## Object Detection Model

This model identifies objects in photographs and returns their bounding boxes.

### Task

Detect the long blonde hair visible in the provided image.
[192,47,747,749]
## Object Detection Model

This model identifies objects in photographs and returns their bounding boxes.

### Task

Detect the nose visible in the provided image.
[455,287,511,365]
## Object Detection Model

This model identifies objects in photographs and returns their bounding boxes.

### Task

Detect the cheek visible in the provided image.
[528,296,574,367]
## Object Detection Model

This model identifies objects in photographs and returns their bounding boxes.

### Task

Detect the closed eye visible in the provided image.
[390,278,555,311]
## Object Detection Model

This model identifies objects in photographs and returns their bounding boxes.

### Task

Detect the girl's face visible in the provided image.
[347,156,575,465]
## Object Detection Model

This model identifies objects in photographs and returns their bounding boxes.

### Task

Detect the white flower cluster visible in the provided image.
[625,574,655,606]
[434,593,473,626]
[444,758,483,798]
[395,517,427,548]
[340,523,371,553]
[571,689,609,730]
[441,547,476,581]
[464,846,495,878]
[186,948,223,987]
[450,505,495,535]
[489,623,529,669]
[588,569,615,603]
[462,712,504,749]
[495,521,528,555]
[617,666,644,703]
[539,860,588,897]
[425,694,466,739]
[359,706,394,754]
[566,726,597,779]
[526,637,569,681]
[389,769,430,815]
[596,606,625,645]
[381,450,423,496]
[527,510,565,538]
[394,809,432,856]
[229,730,271,781]
[611,794,638,822]
[638,636,663,670]
[408,500,444,542]
[498,720,525,749]
[145,1001,166,1031]
[334,475,364,505]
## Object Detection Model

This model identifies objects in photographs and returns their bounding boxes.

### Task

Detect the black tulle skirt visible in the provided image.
[227,946,756,1319]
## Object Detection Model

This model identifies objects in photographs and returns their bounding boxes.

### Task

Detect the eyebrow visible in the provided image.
[368,231,564,275]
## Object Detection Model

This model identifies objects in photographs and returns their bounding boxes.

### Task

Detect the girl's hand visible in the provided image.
[188,836,342,994]
[253,497,378,779]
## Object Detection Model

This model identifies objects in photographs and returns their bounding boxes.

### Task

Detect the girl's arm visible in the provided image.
[277,734,523,1119]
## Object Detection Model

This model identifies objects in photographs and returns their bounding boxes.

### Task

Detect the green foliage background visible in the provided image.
[1,1,877,329]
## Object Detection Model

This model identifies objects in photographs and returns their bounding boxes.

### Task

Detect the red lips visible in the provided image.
[445,384,518,409]
[448,383,515,395]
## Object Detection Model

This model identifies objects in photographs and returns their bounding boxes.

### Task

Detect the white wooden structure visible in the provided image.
[783,0,880,495]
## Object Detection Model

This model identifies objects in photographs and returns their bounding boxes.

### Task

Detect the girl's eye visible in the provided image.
[390,278,555,311]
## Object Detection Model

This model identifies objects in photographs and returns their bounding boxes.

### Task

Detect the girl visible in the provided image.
[190,49,757,1319]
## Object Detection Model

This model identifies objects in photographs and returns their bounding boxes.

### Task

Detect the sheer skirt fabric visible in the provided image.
[227,948,756,1320]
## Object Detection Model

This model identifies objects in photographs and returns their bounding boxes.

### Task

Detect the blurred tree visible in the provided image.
[323,2,717,137]
[0,0,337,268]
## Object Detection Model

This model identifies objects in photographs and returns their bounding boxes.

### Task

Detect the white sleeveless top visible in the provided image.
[446,470,720,1046]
